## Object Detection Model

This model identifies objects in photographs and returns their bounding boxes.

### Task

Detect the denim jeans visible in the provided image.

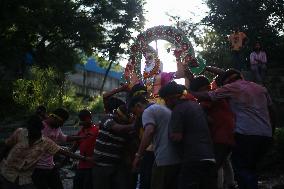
[232,134,272,189]
[250,64,267,84]
[138,151,154,189]
[232,50,243,71]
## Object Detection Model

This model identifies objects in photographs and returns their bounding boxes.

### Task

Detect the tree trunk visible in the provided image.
[99,60,113,95]
[83,69,86,96]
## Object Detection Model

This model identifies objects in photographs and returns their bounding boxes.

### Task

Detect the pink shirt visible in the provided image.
[36,121,67,169]
[209,80,272,137]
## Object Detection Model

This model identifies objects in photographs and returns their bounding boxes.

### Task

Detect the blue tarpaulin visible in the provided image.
[76,58,123,80]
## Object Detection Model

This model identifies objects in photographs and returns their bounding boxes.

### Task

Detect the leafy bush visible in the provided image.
[13,66,83,113]
[87,96,104,113]
[274,128,284,156]
[0,80,24,119]
[62,95,84,113]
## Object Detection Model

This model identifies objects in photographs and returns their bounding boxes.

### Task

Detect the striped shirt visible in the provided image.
[94,115,127,166]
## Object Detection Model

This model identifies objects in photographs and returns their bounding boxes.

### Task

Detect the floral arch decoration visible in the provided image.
[122,25,206,85]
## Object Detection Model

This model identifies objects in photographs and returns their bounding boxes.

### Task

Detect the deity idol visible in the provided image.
[124,51,187,97]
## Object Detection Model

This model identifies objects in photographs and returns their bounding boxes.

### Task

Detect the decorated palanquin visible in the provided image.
[121,26,207,100]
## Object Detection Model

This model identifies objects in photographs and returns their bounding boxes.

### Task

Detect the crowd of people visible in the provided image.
[0,65,275,189]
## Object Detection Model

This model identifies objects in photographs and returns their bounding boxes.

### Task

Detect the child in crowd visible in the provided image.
[71,110,99,189]
[32,108,89,189]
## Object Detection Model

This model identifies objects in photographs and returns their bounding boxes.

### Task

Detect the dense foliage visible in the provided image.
[12,66,105,114]
[0,0,145,118]
[0,0,145,77]
[13,66,79,112]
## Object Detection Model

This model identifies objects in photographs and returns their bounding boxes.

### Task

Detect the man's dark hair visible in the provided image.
[26,115,44,134]
[233,26,240,32]
[214,74,223,87]
[189,76,210,92]
[128,95,148,110]
[158,81,184,98]
[253,41,262,51]
[36,105,46,114]
[220,69,242,84]
[78,109,92,121]
[52,108,69,121]
[113,104,131,124]
[128,83,147,98]
[105,97,125,113]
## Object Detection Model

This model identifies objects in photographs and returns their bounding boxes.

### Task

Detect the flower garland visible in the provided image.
[121,25,207,94]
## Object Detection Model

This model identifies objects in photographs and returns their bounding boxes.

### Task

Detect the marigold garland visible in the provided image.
[121,25,207,88]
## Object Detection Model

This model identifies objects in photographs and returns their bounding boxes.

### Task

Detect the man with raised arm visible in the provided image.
[190,69,275,189]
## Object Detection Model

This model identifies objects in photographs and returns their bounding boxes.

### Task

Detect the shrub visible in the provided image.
[87,96,104,113]
[13,66,83,113]
[274,128,284,157]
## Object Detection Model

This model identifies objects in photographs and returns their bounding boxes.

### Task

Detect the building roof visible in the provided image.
[76,58,123,80]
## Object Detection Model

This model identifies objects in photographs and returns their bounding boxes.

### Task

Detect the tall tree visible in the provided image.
[97,0,146,93]
[0,0,145,117]
[0,0,145,78]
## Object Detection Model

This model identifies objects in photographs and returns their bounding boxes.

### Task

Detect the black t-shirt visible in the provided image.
[169,100,215,162]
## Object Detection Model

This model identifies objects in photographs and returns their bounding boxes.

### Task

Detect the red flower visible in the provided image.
[182,43,189,51]
[130,56,136,65]
[131,45,138,52]
[190,58,199,67]
[185,54,192,62]
[166,29,173,36]
[146,31,153,37]
[156,28,163,36]
[138,35,145,42]
[141,43,148,50]
[174,49,183,58]
[175,35,181,42]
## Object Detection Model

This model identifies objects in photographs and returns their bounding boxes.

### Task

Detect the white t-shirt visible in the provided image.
[142,104,180,166]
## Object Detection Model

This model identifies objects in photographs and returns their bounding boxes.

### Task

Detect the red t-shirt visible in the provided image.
[77,125,99,169]
[200,99,235,145]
